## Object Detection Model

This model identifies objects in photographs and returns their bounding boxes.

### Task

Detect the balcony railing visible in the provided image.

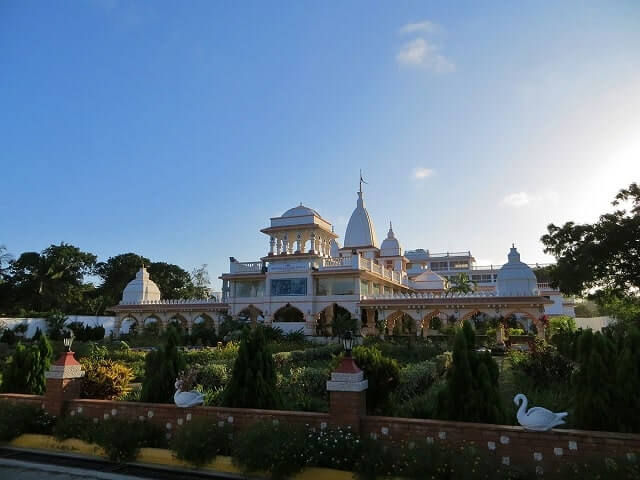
[316,256,408,287]
[230,261,263,274]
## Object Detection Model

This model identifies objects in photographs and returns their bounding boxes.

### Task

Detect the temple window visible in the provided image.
[234,280,265,297]
[271,278,307,296]
[315,277,355,295]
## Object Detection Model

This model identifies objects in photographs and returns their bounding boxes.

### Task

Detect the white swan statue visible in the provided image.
[174,380,204,408]
[514,393,567,431]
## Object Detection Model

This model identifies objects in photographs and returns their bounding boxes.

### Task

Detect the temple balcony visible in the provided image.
[316,255,408,287]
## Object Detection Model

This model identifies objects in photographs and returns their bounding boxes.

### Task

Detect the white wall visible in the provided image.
[0,316,116,338]
[575,316,615,332]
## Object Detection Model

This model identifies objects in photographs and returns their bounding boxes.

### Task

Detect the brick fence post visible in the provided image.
[326,355,368,433]
[43,351,85,417]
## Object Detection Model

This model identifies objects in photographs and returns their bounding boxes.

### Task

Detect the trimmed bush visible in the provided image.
[194,363,229,390]
[232,421,307,480]
[435,321,504,423]
[0,401,54,442]
[170,418,232,467]
[52,414,96,442]
[93,417,167,463]
[278,366,329,411]
[223,326,280,409]
[306,427,361,471]
[272,343,341,368]
[352,345,400,414]
[140,327,186,403]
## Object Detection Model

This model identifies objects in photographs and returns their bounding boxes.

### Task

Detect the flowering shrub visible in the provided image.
[305,427,361,471]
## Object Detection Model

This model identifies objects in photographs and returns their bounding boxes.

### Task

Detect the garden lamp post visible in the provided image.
[342,330,353,357]
[63,330,74,352]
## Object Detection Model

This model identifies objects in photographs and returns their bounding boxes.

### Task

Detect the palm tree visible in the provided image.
[446,273,477,295]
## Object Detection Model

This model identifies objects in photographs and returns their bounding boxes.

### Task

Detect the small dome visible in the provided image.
[282,204,319,217]
[496,246,538,296]
[380,222,402,257]
[344,191,378,248]
[121,267,162,304]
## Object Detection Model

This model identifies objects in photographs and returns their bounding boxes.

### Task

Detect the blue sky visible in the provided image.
[2,1,639,288]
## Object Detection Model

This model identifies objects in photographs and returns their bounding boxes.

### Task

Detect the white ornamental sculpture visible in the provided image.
[514,393,567,431]
[174,380,204,408]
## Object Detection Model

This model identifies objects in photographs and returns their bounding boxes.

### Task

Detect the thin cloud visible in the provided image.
[399,20,441,35]
[501,190,559,208]
[412,167,435,180]
[396,38,455,72]
[501,192,530,207]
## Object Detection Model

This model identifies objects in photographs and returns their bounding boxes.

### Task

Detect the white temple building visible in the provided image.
[110,181,574,338]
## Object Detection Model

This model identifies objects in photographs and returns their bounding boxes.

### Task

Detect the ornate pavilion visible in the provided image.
[110,183,573,339]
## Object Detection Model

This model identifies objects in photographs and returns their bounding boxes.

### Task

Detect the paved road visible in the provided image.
[0,464,143,480]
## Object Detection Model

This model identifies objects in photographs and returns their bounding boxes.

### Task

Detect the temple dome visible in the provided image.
[496,246,538,296]
[344,191,378,248]
[380,222,402,257]
[282,204,319,217]
[121,267,161,304]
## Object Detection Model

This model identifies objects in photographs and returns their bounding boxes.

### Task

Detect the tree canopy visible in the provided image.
[0,244,205,316]
[541,183,640,324]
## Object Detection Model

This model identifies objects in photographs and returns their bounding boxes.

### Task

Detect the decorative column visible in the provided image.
[296,232,302,253]
[327,355,368,432]
[309,232,316,253]
[269,237,276,255]
[44,351,85,417]
[276,238,282,255]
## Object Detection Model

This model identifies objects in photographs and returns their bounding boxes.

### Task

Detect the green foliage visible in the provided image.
[223,326,280,409]
[394,359,439,401]
[508,341,574,387]
[93,416,167,463]
[232,421,307,480]
[352,345,400,414]
[548,315,577,338]
[194,363,229,390]
[541,183,640,324]
[66,321,105,342]
[435,321,504,423]
[80,358,133,399]
[170,418,232,467]
[0,401,54,442]
[272,343,341,368]
[140,327,186,403]
[52,414,96,442]
[278,366,328,411]
[183,343,239,365]
[362,337,443,365]
[331,311,358,338]
[45,311,68,341]
[1,334,52,395]
[554,456,640,480]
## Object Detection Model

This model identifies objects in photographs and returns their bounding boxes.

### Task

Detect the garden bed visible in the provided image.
[7,434,356,480]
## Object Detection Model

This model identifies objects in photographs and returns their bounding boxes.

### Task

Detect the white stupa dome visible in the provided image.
[121,267,162,304]
[496,246,538,296]
[282,204,319,217]
[380,222,402,257]
[344,191,378,248]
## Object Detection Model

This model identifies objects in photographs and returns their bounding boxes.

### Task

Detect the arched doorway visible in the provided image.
[316,303,353,337]
[272,304,306,334]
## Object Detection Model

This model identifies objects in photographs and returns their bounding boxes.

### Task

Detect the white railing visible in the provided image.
[537,283,552,290]
[119,298,227,306]
[360,257,372,270]
[372,263,383,275]
[318,256,353,269]
[230,261,263,274]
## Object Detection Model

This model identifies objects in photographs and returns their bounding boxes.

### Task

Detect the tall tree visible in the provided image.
[541,183,640,325]
[140,327,186,403]
[0,245,12,282]
[96,253,151,307]
[9,243,96,313]
[148,262,195,299]
[191,264,211,299]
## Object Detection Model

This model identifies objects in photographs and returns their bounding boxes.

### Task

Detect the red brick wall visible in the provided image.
[362,415,640,472]
[0,393,44,408]
[2,393,639,474]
